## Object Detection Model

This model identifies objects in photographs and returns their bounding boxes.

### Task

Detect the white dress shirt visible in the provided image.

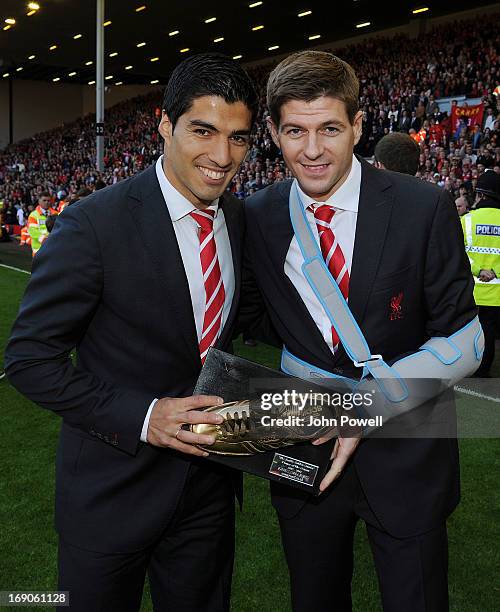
[140,156,235,442]
[285,154,361,354]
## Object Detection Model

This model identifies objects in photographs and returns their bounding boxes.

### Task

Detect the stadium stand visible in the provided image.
[0,13,499,231]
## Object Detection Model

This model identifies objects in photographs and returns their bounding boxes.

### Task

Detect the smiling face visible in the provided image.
[268,96,362,201]
[159,95,252,208]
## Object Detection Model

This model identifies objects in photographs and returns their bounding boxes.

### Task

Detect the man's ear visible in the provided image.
[158,111,173,147]
[267,116,280,149]
[352,110,363,146]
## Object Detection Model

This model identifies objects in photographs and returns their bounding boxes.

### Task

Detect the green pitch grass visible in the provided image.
[0,262,498,611]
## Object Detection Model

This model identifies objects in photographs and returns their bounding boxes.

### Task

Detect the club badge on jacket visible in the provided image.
[390,292,404,320]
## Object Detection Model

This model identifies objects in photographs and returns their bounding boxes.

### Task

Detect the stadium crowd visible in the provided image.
[0,13,499,227]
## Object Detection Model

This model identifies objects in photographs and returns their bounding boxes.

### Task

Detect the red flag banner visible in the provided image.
[451,103,484,133]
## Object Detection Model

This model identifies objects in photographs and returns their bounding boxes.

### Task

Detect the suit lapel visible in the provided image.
[348,158,393,326]
[216,194,242,349]
[269,183,295,267]
[127,165,200,365]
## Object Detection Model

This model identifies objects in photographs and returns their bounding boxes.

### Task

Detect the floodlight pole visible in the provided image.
[96,0,105,172]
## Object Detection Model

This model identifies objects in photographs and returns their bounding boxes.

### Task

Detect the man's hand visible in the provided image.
[147,395,224,457]
[313,435,361,492]
[479,269,496,282]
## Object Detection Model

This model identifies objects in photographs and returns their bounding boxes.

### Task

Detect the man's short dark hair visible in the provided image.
[162,53,258,130]
[374,133,420,176]
[39,191,51,199]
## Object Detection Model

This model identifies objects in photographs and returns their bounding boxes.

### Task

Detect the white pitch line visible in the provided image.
[453,385,500,404]
[0,263,31,275]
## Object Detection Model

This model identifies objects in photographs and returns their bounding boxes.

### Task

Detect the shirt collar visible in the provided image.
[295,154,361,213]
[155,155,220,222]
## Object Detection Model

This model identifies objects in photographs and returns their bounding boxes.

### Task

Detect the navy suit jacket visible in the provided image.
[5,164,244,553]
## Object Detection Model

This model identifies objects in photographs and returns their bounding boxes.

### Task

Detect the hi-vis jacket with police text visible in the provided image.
[27,205,58,255]
[462,204,500,306]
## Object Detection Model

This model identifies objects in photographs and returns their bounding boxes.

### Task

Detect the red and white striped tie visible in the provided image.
[190,209,226,363]
[311,204,349,350]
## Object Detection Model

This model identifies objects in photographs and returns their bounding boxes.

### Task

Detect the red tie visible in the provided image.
[310,204,350,350]
[190,210,226,363]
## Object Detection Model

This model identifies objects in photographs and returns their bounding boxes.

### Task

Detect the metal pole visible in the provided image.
[8,76,13,145]
[96,0,105,172]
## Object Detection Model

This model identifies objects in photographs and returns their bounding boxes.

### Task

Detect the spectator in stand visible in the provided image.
[398,110,411,132]
[233,182,245,200]
[410,110,421,132]
[0,200,10,242]
[426,95,439,116]
[16,204,25,226]
[472,125,483,150]
[3,203,17,225]
[388,103,399,123]
[454,118,468,141]
[484,107,497,132]
[94,179,107,190]
[479,146,495,168]
[0,13,499,205]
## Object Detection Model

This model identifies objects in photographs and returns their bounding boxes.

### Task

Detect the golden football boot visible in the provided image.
[190,399,333,455]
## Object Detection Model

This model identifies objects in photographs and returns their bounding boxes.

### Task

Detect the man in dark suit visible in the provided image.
[5,53,257,612]
[398,110,411,132]
[410,110,422,132]
[241,51,476,611]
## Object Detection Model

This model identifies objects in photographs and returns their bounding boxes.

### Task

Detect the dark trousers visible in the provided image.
[277,462,449,612]
[476,305,499,375]
[58,463,235,612]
